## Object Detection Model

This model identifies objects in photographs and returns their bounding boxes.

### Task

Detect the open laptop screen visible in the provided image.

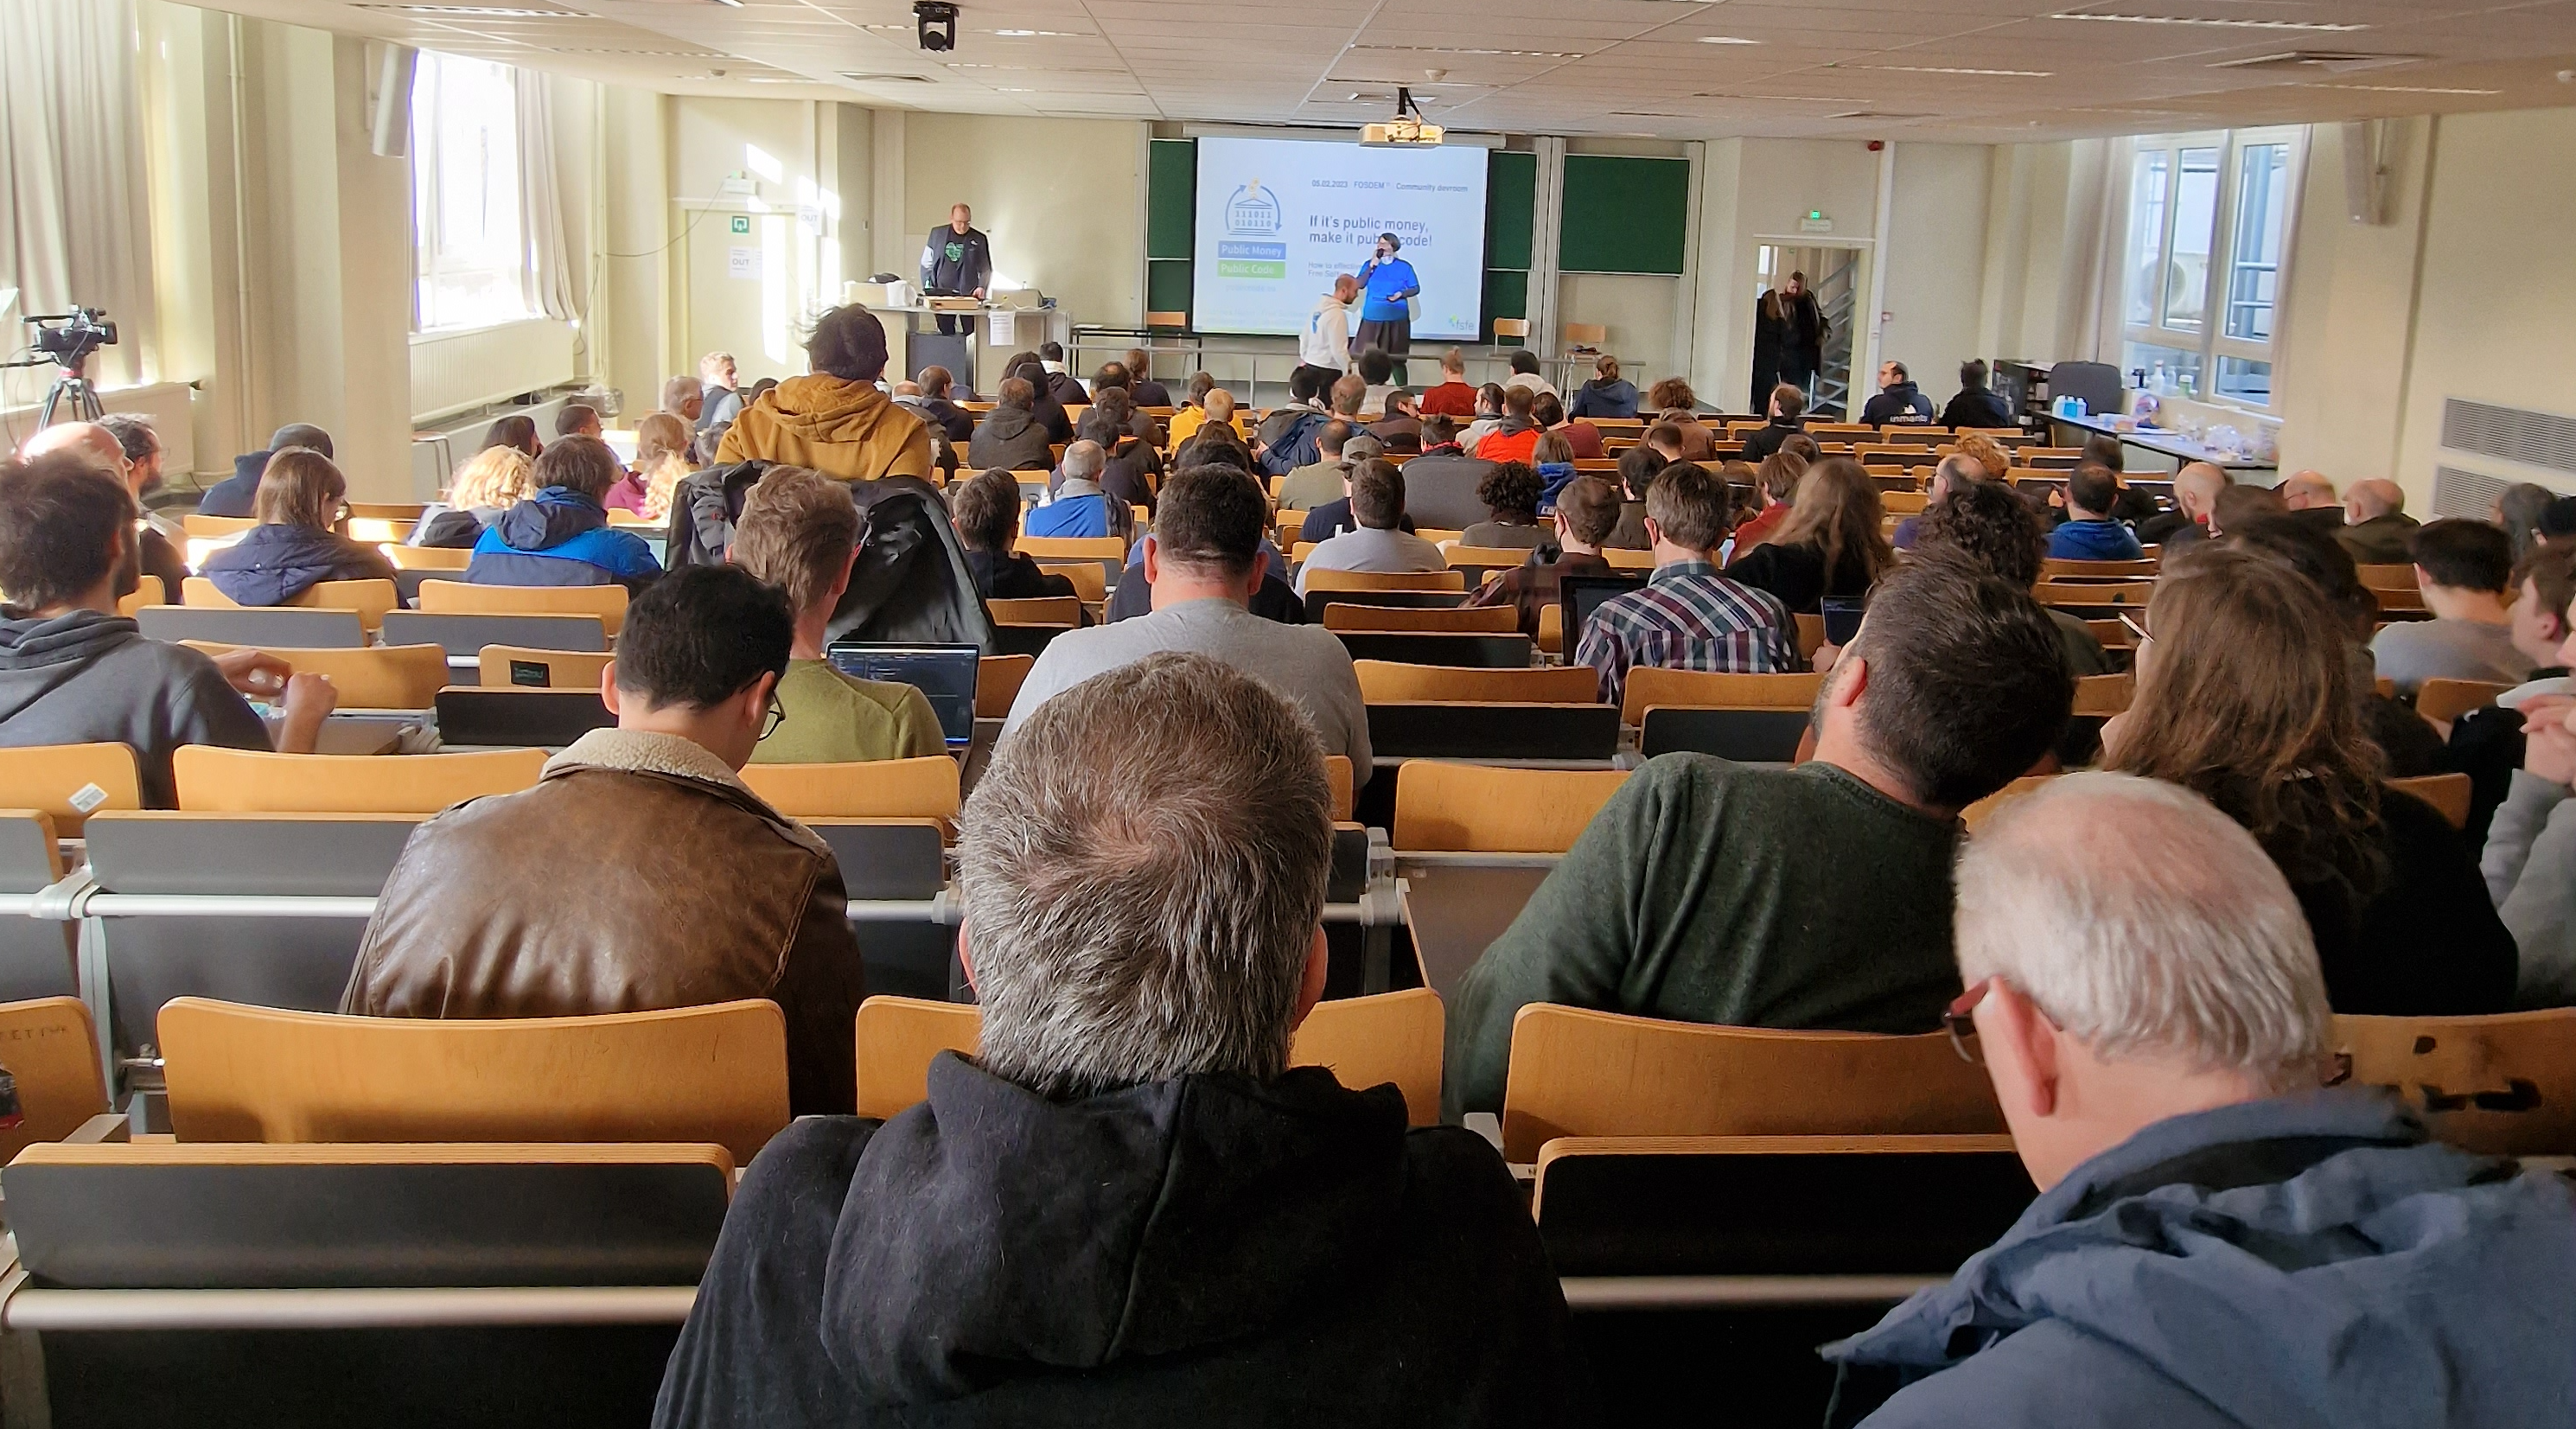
[824,641,981,745]
[1558,572,1648,653]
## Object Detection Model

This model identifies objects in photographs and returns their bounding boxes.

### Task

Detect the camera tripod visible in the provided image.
[37,367,105,427]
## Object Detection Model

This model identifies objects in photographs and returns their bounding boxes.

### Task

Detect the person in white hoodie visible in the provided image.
[1298,275,1357,395]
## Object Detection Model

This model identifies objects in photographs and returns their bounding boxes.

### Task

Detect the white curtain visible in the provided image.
[2056,135,2136,367]
[0,0,157,388]
[514,68,581,324]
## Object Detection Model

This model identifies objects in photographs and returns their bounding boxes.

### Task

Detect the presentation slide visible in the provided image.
[1191,136,1489,341]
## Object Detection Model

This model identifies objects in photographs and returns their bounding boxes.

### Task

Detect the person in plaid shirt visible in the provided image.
[1576,461,1798,708]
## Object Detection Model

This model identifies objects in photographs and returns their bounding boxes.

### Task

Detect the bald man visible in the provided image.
[2278,469,2347,535]
[18,422,191,595]
[2144,461,2232,552]
[2338,477,2420,565]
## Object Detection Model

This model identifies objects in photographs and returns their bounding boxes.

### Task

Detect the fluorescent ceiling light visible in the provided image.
[990,29,1088,36]
[1848,64,2053,76]
[709,0,743,7]
[1695,35,1761,44]
[1355,45,1584,59]
[2050,12,2368,31]
[2312,82,2501,94]
[359,4,571,14]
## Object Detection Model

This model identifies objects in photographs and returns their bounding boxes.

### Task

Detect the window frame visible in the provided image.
[407,51,539,335]
[2120,125,2305,412]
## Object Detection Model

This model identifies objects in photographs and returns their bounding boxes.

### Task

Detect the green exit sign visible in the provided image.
[730,215,750,235]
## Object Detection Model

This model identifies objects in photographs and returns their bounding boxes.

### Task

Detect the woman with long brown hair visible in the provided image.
[2104,545,2514,1014]
[1723,456,1891,612]
[605,411,697,522]
[201,449,397,605]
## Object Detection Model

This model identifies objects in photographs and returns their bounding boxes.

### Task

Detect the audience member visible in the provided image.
[1725,456,1893,614]
[1937,358,2013,431]
[1164,379,1227,449]
[2370,519,2531,694]
[0,452,337,803]
[2445,543,2576,849]
[618,412,696,522]
[1298,274,1358,393]
[1000,354,1074,443]
[1891,453,1981,552]
[2496,481,2557,565]
[1278,421,1359,511]
[1574,461,1795,709]
[2205,481,2286,540]
[1368,389,1424,453]
[1297,443,1413,543]
[968,378,1055,472]
[1468,475,1620,639]
[2104,546,2515,1013]
[1295,461,1446,595]
[1604,443,1666,550]
[1951,431,2009,482]
[1823,771,2576,1428]
[696,351,743,437]
[1416,347,1477,417]
[19,420,188,595]
[1729,450,1807,554]
[659,653,1578,1427]
[1536,392,1603,460]
[1076,404,1160,517]
[1452,557,2073,1115]
[1356,348,1400,418]
[346,565,863,1112]
[902,366,976,446]
[1741,383,1808,462]
[660,375,705,428]
[1474,386,1544,463]
[1502,348,1557,399]
[201,449,397,604]
[1527,431,1579,511]
[2337,478,2420,565]
[415,443,539,547]
[1025,442,1125,541]
[1567,354,1639,418]
[1034,341,1087,408]
[952,469,1076,603]
[1006,469,1369,781]
[1859,360,1934,426]
[198,421,334,518]
[2276,468,2342,525]
[1916,477,2114,678]
[2044,467,2146,561]
[1459,382,1509,453]
[717,306,932,482]
[1259,374,1356,476]
[729,467,943,763]
[468,436,663,590]
[554,405,604,443]
[1176,409,1258,475]
[1122,347,1173,408]
[1394,416,1496,530]
[1464,462,1548,550]
[2484,595,2576,1005]
[2222,514,2447,779]
[2141,461,2231,547]
[1647,379,1717,461]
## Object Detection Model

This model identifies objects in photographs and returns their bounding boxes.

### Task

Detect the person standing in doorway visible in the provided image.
[1762,272,1828,407]
[921,203,993,336]
[1354,233,1421,385]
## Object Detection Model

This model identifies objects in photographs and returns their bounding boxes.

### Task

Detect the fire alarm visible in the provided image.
[1867,139,1884,152]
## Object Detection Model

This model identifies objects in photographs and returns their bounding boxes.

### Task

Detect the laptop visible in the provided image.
[1558,572,1648,652]
[825,641,982,747]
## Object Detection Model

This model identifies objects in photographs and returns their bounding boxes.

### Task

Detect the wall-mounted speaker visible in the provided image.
[370,43,418,158]
[2342,118,2390,226]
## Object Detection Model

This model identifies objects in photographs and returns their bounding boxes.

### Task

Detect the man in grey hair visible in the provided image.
[1023,438,1116,539]
[654,653,1579,1428]
[1823,772,2576,1428]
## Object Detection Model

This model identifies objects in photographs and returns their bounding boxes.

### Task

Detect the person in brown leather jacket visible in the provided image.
[342,565,867,1113]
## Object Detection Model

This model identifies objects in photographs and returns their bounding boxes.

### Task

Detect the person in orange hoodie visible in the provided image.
[717,305,934,482]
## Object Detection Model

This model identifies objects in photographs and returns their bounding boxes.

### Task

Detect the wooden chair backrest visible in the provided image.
[1961,774,2057,833]
[1619,668,1822,727]
[739,756,961,821]
[2072,672,2135,718]
[171,747,546,813]
[116,574,165,617]
[1354,660,1599,705]
[975,654,1036,718]
[0,743,141,836]
[2388,773,2472,830]
[2032,579,2154,609]
[0,997,108,1164]
[2416,679,2514,725]
[182,514,256,538]
[1500,1004,2005,1161]
[347,502,428,521]
[386,545,473,571]
[1034,561,1108,603]
[182,641,450,710]
[1537,601,1564,655]
[1602,547,1655,571]
[1301,568,1468,593]
[854,990,1443,1126]
[1017,535,1126,561]
[183,576,399,631]
[2354,563,2418,591]
[2043,558,2159,580]
[2331,1008,2576,1156]
[1880,491,1929,515]
[1323,603,1518,634]
[476,644,615,689]
[344,517,415,545]
[1445,545,1539,571]
[1793,612,1826,659]
[416,579,629,635]
[158,997,791,1164]
[987,596,1081,627]
[1393,762,1630,852]
[1323,757,1354,821]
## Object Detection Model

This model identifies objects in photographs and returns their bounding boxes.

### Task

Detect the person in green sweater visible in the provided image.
[730,466,947,764]
[1444,556,2076,1119]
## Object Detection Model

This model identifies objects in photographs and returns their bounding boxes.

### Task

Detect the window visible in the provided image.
[410,52,536,332]
[2121,128,2303,410]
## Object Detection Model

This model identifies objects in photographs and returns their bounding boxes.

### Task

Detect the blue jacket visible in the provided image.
[1824,1090,2576,1429]
[2045,518,2144,562]
[195,450,270,519]
[1533,462,1580,514]
[468,487,661,589]
[1025,492,1112,539]
[1357,257,1419,322]
[1260,411,1331,477]
[201,523,395,605]
[1566,379,1639,420]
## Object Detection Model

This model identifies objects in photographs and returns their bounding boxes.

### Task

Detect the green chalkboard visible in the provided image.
[1559,155,1687,275]
[1488,151,1536,271]
[1147,139,1196,261]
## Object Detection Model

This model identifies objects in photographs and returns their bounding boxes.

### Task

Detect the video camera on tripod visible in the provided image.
[8,306,120,425]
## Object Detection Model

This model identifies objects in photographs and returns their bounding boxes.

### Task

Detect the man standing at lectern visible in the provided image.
[921,203,992,336]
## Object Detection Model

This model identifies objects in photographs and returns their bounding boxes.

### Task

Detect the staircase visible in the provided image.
[1810,255,1860,419]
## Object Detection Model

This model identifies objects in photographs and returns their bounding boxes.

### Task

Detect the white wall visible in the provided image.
[899,112,1145,329]
[1878,144,1993,412]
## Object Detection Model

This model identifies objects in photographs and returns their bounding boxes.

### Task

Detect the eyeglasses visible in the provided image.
[760,692,786,741]
[1945,978,1993,1064]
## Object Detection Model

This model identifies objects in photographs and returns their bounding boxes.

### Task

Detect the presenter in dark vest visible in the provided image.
[921,203,993,336]
[1353,232,1421,383]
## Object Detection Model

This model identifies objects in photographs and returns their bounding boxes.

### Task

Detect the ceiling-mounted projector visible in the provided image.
[1361,86,1444,146]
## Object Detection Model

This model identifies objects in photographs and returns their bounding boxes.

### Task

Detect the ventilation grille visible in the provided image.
[2432,466,2512,521]
[2442,399,2576,476]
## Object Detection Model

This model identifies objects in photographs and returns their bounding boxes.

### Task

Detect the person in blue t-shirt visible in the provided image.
[2045,466,2147,563]
[1353,233,1421,382]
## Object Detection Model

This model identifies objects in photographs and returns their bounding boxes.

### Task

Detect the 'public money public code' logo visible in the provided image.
[1225,181,1281,237]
